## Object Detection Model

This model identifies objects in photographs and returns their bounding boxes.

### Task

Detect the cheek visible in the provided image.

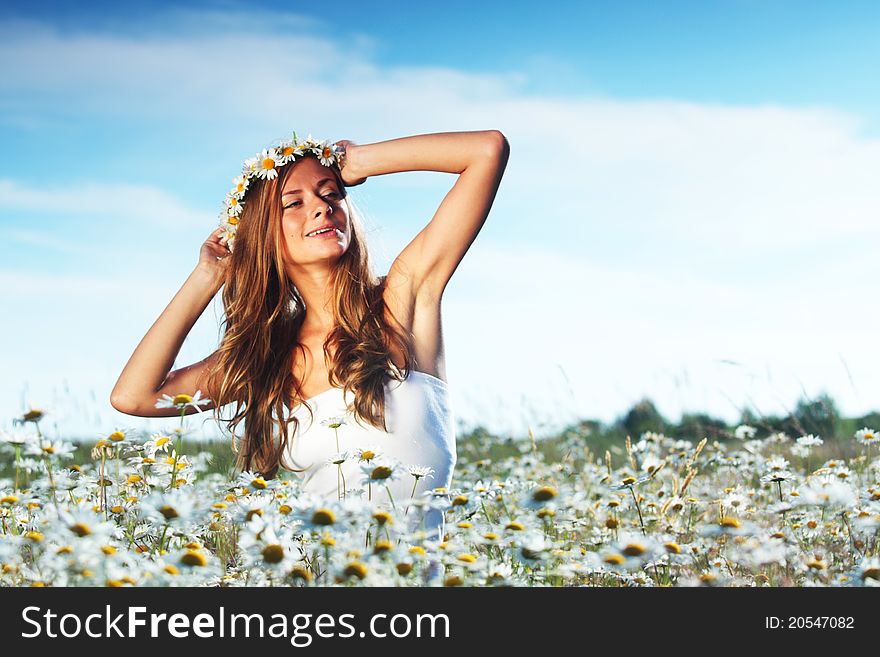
[281,216,304,238]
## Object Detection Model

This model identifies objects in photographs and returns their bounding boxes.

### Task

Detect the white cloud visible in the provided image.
[0,179,207,229]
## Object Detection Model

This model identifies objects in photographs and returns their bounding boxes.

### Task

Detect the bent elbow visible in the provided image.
[110,391,137,415]
[486,130,510,157]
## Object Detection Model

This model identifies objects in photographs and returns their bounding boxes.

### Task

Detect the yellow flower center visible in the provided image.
[371,466,392,481]
[262,544,285,564]
[457,553,477,563]
[109,431,125,442]
[172,394,192,405]
[261,157,276,171]
[291,566,312,581]
[70,522,92,537]
[251,478,267,489]
[622,543,647,556]
[409,545,427,556]
[180,550,207,567]
[155,437,171,447]
[343,561,368,579]
[532,486,557,501]
[159,505,179,520]
[312,508,336,525]
[373,539,393,554]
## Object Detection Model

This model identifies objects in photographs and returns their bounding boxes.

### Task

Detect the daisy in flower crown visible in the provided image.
[111,129,510,496]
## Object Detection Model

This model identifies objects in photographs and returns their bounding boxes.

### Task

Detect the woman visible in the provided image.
[110,130,510,541]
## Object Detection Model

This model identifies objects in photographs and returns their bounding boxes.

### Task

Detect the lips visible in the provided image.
[306,223,338,238]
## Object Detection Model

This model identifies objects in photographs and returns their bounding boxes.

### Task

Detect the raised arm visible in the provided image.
[109,228,230,418]
[341,130,510,303]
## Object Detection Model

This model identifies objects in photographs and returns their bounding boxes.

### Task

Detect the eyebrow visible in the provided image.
[282,178,336,197]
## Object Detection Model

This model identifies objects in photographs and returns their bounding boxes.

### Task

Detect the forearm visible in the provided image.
[346,130,503,179]
[111,265,221,402]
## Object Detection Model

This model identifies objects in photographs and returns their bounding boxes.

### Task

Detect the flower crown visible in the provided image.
[218,132,342,251]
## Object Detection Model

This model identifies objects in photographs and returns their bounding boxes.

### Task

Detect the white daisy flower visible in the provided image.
[224,193,243,216]
[230,174,249,198]
[26,439,76,459]
[797,434,824,447]
[242,156,259,176]
[321,416,347,429]
[356,445,382,463]
[407,465,435,481]
[253,149,280,180]
[327,451,350,466]
[276,140,300,165]
[855,427,879,445]
[316,141,336,166]
[0,427,37,446]
[360,459,402,486]
[734,424,757,440]
[155,389,211,412]
[141,433,174,458]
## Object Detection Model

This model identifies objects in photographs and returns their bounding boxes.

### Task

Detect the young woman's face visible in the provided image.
[279,156,350,265]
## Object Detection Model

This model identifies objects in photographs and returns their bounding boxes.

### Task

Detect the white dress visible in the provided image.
[283,370,457,541]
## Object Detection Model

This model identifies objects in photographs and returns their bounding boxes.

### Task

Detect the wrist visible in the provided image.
[193,263,224,290]
[337,142,367,187]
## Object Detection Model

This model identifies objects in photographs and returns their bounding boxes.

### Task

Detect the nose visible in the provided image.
[314,200,333,219]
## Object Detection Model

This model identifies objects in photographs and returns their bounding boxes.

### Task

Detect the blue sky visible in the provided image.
[3,1,880,441]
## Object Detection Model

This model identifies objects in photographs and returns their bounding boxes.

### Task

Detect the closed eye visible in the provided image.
[284,192,340,209]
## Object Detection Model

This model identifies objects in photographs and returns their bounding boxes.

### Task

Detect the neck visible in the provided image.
[287,262,336,332]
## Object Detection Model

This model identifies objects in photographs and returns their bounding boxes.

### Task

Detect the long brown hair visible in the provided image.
[204,153,414,478]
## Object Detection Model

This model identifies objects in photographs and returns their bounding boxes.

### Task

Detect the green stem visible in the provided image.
[14,444,20,493]
[384,484,396,511]
[404,477,421,516]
